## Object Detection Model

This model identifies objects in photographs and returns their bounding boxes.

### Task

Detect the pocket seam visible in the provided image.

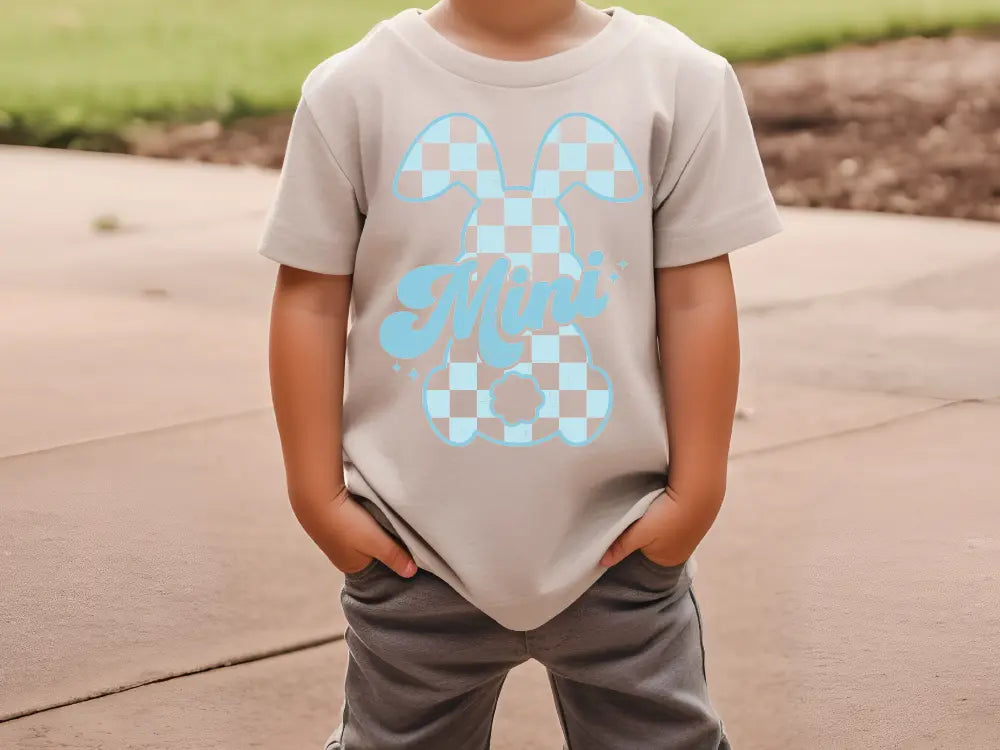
[344,557,380,580]
[636,548,687,573]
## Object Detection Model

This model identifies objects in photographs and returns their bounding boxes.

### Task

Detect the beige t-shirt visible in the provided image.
[258,6,782,630]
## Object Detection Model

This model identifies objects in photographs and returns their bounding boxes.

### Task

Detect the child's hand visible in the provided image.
[599,487,715,568]
[299,488,418,578]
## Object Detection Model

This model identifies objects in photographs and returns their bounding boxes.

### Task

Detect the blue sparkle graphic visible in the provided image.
[409,368,419,380]
[392,361,401,372]
[617,260,628,270]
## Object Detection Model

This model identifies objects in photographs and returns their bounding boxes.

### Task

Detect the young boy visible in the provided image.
[259,1,781,747]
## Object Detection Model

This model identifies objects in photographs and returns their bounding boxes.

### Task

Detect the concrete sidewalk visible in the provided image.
[1,146,998,749]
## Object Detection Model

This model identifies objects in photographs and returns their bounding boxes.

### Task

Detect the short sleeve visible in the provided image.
[256,97,363,275]
[653,63,782,268]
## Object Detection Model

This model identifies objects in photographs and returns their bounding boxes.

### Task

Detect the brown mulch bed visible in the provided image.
[128,33,1000,222]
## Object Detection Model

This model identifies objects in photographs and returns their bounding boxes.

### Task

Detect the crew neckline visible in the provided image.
[389,6,640,87]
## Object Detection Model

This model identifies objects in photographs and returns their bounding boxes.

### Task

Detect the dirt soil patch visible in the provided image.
[128,33,1000,222]
[741,33,1000,222]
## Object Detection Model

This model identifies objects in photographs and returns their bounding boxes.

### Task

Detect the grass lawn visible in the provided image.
[2,0,999,145]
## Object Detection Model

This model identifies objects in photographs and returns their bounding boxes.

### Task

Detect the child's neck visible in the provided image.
[422,0,611,61]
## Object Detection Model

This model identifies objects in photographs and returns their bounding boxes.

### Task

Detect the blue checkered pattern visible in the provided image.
[424,325,610,445]
[531,116,637,200]
[461,197,571,277]
[396,115,505,201]
[393,113,640,446]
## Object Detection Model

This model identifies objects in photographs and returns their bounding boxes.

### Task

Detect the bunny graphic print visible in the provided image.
[380,113,642,447]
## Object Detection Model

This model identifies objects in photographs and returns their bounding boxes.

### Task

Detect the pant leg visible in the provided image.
[327,559,529,750]
[529,550,730,750]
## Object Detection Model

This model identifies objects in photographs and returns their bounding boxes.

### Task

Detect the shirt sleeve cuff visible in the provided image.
[653,198,784,268]
[256,220,357,276]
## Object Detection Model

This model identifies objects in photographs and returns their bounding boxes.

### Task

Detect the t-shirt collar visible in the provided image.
[389,5,640,87]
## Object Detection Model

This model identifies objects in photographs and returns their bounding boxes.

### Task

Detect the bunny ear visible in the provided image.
[530,114,642,202]
[394,113,505,201]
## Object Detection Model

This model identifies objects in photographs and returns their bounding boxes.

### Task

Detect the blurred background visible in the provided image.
[1,2,998,749]
[3,0,999,219]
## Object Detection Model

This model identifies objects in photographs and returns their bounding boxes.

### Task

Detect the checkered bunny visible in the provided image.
[389,113,641,446]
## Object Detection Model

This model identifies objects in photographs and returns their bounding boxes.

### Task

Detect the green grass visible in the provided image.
[2,0,999,147]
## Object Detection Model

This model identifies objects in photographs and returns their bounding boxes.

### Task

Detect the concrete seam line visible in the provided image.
[0,632,345,724]
[730,397,980,461]
[737,252,1000,317]
[27,209,271,249]
[2,398,992,723]
[0,407,272,463]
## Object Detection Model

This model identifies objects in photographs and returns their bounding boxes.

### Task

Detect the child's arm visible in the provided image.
[268,264,417,577]
[601,253,739,567]
[601,60,781,568]
[650,254,739,562]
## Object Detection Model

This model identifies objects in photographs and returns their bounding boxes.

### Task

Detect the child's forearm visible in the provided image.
[267,265,415,577]
[268,266,352,523]
[655,255,740,532]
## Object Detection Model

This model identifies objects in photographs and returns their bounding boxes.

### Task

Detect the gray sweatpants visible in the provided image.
[326,502,730,750]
